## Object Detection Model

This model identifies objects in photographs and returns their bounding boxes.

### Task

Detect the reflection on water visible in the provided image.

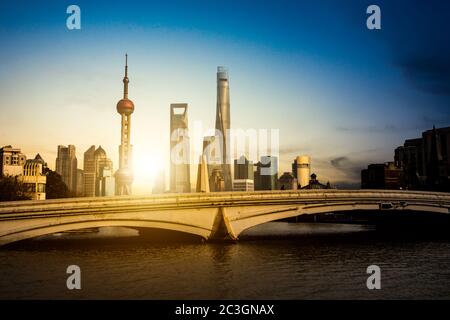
[1,222,450,299]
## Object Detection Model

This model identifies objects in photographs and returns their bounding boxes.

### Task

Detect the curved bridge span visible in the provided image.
[0,190,449,245]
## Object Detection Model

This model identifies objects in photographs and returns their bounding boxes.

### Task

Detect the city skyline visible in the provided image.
[1,0,449,193]
[1,0,450,304]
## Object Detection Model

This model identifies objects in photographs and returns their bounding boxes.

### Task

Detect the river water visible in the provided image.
[1,222,450,299]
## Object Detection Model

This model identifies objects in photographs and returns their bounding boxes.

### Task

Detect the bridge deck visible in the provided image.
[1,189,449,215]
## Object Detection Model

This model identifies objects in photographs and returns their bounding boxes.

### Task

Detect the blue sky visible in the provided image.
[0,0,449,191]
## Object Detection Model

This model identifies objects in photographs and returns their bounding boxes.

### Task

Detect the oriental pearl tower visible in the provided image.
[115,54,134,195]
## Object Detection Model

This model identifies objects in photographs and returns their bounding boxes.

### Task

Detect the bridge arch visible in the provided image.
[0,219,211,246]
[224,202,450,239]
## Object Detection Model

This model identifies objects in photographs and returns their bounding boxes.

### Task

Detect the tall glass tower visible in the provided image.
[170,103,191,193]
[215,66,232,191]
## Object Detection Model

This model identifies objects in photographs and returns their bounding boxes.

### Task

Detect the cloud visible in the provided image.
[330,156,349,168]
[329,156,364,182]
[278,145,312,157]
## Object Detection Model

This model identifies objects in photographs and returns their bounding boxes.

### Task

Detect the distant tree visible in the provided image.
[0,175,31,201]
[43,168,72,199]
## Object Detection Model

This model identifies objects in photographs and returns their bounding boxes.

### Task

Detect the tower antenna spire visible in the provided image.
[123,53,129,99]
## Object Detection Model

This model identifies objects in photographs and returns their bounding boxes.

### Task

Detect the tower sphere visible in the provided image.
[115,167,134,184]
[116,99,134,115]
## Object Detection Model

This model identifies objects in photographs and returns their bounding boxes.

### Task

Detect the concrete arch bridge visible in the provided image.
[0,190,449,246]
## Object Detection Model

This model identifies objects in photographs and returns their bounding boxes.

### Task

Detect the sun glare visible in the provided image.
[132,148,164,194]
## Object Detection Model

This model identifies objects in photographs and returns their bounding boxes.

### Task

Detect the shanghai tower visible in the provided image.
[215,66,232,191]
[115,54,134,195]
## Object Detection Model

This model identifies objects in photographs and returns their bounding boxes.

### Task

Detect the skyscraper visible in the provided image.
[215,66,232,191]
[254,156,278,190]
[170,103,191,193]
[233,155,254,192]
[202,135,223,192]
[55,145,77,192]
[234,155,254,180]
[202,135,219,178]
[94,146,114,196]
[83,145,96,197]
[210,167,225,192]
[76,169,84,196]
[115,54,134,195]
[196,155,210,193]
[394,125,450,190]
[83,145,114,197]
[423,126,449,187]
[98,166,115,197]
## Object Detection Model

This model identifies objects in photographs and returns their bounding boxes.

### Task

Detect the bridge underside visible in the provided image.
[2,220,211,245]
[0,207,224,246]
[221,202,450,240]
[1,194,448,246]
